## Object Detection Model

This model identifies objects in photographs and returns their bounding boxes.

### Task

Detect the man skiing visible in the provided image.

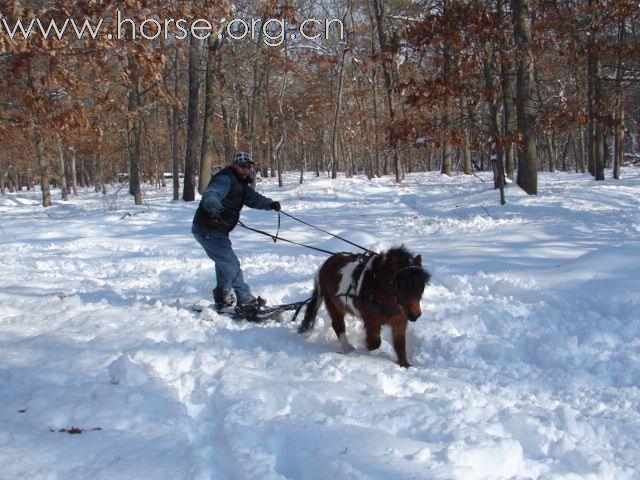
[192,152,281,317]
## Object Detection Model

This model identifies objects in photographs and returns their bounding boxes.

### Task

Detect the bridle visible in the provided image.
[391,264,426,302]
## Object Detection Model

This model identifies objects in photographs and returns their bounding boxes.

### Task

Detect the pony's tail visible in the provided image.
[298,276,323,334]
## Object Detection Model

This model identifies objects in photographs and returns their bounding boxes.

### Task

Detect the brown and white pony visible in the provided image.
[298,246,431,367]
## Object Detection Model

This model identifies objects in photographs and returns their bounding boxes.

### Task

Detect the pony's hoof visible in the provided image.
[342,344,356,354]
[339,333,356,353]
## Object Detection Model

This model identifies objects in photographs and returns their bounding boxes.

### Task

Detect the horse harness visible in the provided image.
[336,251,420,316]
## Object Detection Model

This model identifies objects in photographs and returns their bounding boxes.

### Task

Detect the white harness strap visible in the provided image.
[337,254,376,311]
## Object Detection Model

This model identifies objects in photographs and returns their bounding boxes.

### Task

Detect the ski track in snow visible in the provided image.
[1,169,639,479]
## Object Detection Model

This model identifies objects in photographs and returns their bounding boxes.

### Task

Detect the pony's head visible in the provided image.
[383,246,431,322]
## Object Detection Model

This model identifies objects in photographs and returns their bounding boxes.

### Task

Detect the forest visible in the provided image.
[1,0,639,206]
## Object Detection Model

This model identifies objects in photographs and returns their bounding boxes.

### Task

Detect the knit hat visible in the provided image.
[233,152,254,166]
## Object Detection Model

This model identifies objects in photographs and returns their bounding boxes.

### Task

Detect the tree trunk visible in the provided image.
[544,134,555,172]
[70,148,79,196]
[460,97,473,175]
[56,133,69,201]
[483,58,506,203]
[217,71,233,165]
[498,0,516,180]
[441,118,453,176]
[372,0,402,182]
[365,1,382,178]
[591,47,605,181]
[512,0,538,195]
[586,7,606,182]
[263,67,276,179]
[171,43,180,201]
[199,31,223,194]
[533,64,556,172]
[275,134,285,187]
[579,125,586,173]
[183,33,201,202]
[441,43,453,177]
[35,129,51,207]
[276,77,287,187]
[331,47,348,179]
[594,120,606,181]
[613,20,625,180]
[614,107,624,180]
[299,137,306,184]
[249,27,265,162]
[317,130,324,176]
[570,127,585,173]
[95,153,105,195]
[370,43,382,176]
[126,51,143,206]
[127,121,142,205]
[274,39,289,188]
[502,84,516,179]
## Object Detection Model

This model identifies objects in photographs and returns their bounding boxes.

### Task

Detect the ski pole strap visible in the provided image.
[280,211,377,255]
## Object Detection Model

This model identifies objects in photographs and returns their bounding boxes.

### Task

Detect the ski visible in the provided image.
[174,299,309,323]
[243,300,309,323]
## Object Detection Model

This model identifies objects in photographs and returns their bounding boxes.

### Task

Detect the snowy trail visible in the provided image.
[1,170,639,479]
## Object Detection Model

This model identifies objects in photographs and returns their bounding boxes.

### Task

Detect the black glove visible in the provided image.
[270,201,281,212]
[219,208,235,221]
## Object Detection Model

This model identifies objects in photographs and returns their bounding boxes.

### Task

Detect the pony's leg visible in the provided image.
[365,321,382,351]
[325,299,355,353]
[390,321,411,368]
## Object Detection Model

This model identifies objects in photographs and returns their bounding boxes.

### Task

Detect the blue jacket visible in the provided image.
[193,167,274,235]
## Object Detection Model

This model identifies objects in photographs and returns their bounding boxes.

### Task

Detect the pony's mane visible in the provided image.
[384,245,415,266]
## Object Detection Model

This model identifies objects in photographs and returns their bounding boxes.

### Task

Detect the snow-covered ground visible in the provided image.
[1,169,639,479]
